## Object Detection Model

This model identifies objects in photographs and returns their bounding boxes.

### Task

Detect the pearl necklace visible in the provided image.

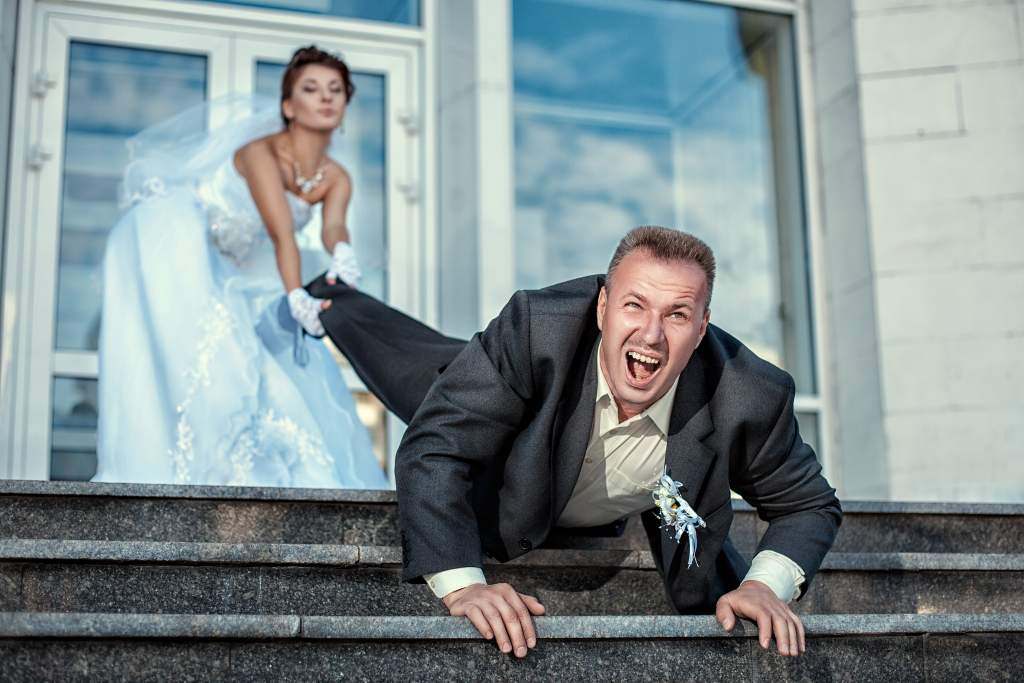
[293,161,327,195]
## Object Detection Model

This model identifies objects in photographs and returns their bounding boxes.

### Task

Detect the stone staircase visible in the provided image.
[2,480,1022,680]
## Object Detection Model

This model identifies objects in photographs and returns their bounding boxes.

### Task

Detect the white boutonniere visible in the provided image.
[651,469,706,569]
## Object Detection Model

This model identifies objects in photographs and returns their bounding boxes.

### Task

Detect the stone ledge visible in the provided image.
[4,481,1023,515]
[2,612,1023,640]
[0,540,643,568]
[0,612,299,638]
[0,539,360,566]
[4,539,1022,572]
[0,480,396,503]
[822,552,1024,571]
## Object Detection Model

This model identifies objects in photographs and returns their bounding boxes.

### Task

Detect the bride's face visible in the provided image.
[282,64,348,132]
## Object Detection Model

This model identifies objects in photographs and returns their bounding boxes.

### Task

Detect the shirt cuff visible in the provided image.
[741,550,806,603]
[423,567,487,599]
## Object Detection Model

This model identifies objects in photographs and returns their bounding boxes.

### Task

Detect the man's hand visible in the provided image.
[442,583,546,658]
[716,580,805,656]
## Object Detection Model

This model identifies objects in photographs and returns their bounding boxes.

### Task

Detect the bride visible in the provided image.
[94,46,389,489]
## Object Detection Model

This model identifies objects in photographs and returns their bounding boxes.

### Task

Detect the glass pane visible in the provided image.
[513,0,816,393]
[354,391,389,470]
[255,61,388,301]
[55,43,207,351]
[51,377,98,481]
[796,411,820,461]
[181,0,419,25]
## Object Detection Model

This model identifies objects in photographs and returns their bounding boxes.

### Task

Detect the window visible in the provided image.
[182,0,420,25]
[512,0,816,401]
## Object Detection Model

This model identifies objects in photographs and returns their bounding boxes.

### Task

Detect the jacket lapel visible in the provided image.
[658,350,716,574]
[550,335,600,523]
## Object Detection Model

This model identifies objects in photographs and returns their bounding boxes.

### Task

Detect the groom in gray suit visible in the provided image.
[312,226,841,659]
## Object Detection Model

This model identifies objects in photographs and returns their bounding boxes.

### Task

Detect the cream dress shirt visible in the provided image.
[425,341,805,603]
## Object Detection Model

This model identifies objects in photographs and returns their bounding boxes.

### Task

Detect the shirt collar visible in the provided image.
[595,339,680,436]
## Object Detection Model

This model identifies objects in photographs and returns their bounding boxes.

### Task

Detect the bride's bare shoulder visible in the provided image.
[233,134,282,175]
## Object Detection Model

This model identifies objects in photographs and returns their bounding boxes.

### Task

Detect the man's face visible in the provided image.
[597,250,710,421]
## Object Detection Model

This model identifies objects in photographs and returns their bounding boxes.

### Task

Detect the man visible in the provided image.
[311,226,841,659]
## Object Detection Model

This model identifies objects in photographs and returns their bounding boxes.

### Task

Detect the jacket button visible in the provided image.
[519,538,532,552]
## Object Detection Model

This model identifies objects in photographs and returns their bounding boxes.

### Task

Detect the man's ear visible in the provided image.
[596,286,607,332]
[698,307,710,342]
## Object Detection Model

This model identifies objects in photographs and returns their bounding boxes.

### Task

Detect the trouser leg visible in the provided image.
[308,275,468,424]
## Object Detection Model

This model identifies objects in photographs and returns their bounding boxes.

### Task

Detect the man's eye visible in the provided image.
[625,302,640,309]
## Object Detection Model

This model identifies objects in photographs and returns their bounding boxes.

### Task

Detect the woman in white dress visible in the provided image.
[95,46,389,489]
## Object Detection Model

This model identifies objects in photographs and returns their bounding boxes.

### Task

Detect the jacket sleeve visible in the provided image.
[395,290,534,583]
[729,373,842,599]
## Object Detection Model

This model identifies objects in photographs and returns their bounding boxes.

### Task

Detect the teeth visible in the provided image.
[628,351,660,365]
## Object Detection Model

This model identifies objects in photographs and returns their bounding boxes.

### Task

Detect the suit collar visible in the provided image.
[551,334,601,522]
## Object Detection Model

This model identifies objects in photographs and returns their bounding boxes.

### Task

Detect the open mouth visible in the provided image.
[625,349,663,387]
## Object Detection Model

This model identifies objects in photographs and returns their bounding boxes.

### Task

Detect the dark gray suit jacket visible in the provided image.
[313,274,842,614]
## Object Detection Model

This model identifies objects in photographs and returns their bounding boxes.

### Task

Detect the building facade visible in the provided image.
[0,0,1020,501]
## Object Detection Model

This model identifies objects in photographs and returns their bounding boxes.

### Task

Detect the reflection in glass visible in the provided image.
[354,391,389,469]
[180,0,419,25]
[255,62,388,301]
[51,377,99,481]
[55,43,207,351]
[513,0,815,393]
[797,411,820,459]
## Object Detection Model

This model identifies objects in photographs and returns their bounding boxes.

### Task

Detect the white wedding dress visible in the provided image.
[94,97,389,489]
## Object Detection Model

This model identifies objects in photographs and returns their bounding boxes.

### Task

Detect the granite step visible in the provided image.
[2,539,1021,616]
[1,611,1022,681]
[3,481,1023,554]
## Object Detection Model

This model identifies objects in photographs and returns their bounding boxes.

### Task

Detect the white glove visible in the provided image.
[287,288,327,337]
[326,241,361,287]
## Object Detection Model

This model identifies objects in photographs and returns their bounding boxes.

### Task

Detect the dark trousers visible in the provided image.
[308,276,467,424]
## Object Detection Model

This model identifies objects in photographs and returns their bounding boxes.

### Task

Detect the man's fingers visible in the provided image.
[494,599,528,657]
[772,613,791,656]
[715,598,736,632]
[507,591,538,649]
[786,615,799,656]
[756,613,773,650]
[481,605,513,654]
[320,299,332,310]
[463,605,492,640]
[521,593,546,616]
[794,612,806,653]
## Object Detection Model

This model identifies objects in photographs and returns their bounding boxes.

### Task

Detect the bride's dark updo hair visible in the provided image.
[280,45,356,126]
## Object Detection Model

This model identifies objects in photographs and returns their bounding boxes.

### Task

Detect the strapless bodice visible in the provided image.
[196,158,313,264]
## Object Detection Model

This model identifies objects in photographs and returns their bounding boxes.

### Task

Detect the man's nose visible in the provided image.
[640,313,664,345]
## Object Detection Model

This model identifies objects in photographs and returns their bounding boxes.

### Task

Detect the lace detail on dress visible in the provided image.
[169,299,235,484]
[195,159,313,265]
[205,200,263,266]
[224,409,335,486]
[122,176,168,207]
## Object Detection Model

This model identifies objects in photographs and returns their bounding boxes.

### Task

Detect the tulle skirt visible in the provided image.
[94,188,390,489]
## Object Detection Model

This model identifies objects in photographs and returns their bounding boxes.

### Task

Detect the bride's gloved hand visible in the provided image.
[325,241,361,287]
[287,288,330,337]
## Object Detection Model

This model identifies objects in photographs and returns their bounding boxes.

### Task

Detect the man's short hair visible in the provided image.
[606,226,716,310]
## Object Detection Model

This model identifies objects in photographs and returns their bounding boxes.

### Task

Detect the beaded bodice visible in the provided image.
[196,158,313,264]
